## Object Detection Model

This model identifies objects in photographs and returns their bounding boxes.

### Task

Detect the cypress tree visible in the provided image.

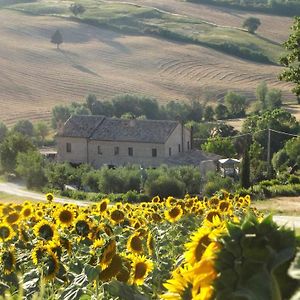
[240,148,250,189]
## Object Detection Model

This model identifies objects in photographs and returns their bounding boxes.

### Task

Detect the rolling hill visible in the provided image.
[0,0,296,125]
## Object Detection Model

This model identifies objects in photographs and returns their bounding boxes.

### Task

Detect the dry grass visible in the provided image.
[0,191,37,203]
[106,0,293,44]
[0,7,295,125]
[253,196,300,216]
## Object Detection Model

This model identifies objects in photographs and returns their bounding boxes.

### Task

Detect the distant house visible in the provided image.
[56,115,193,168]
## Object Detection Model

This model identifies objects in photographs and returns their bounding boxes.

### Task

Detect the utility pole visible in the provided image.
[267,128,271,176]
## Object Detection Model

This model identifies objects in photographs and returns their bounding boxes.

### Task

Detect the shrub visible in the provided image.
[288,175,300,184]
[145,175,185,198]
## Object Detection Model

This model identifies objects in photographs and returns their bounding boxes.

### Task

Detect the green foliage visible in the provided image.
[242,109,299,157]
[224,91,246,117]
[203,105,214,121]
[12,119,34,137]
[243,17,261,34]
[203,172,234,196]
[279,17,300,103]
[215,104,228,120]
[34,121,49,145]
[201,136,236,157]
[145,174,185,198]
[16,150,46,188]
[240,148,251,189]
[0,122,7,143]
[51,29,63,49]
[214,215,298,300]
[0,133,35,173]
[272,137,300,172]
[51,105,71,129]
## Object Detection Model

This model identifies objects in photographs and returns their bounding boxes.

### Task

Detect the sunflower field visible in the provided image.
[0,191,299,300]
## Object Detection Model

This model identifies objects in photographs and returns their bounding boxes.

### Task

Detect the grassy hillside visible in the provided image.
[0,1,296,125]
[8,0,284,64]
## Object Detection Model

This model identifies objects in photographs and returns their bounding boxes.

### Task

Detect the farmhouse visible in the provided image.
[56,115,195,168]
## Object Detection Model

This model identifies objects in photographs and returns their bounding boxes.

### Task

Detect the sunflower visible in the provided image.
[99,254,122,282]
[110,209,125,224]
[164,206,183,223]
[184,227,213,265]
[165,196,177,207]
[146,232,155,256]
[205,210,221,224]
[1,247,16,274]
[46,193,54,202]
[60,237,72,254]
[161,264,193,300]
[100,239,116,267]
[33,220,57,241]
[5,211,20,225]
[99,198,110,213]
[74,215,92,237]
[54,206,75,227]
[43,250,59,281]
[116,259,131,283]
[127,233,143,254]
[0,223,15,242]
[20,204,33,219]
[90,238,105,255]
[129,254,153,285]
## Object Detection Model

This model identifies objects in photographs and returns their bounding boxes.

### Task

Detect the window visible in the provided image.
[114,146,119,156]
[98,145,102,155]
[128,147,133,156]
[178,144,181,153]
[152,148,157,157]
[66,143,71,153]
[187,141,190,150]
[169,147,172,156]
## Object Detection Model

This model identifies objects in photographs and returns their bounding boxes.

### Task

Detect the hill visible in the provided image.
[0,1,296,125]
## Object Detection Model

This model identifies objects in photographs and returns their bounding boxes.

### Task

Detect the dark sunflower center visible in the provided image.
[219,201,230,211]
[134,262,147,279]
[195,234,211,261]
[0,226,10,239]
[23,208,31,217]
[100,202,107,212]
[6,212,19,224]
[59,210,73,223]
[75,220,90,236]
[131,236,142,252]
[169,207,180,218]
[111,210,124,222]
[39,224,54,240]
[206,211,221,223]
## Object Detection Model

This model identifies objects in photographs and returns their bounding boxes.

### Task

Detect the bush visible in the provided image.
[145,175,185,198]
[203,173,234,196]
[288,175,300,184]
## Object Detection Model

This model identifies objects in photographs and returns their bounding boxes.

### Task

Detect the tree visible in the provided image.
[51,29,63,49]
[0,133,35,172]
[224,91,246,117]
[242,17,261,34]
[215,103,228,120]
[0,122,7,143]
[265,88,282,110]
[13,120,34,137]
[203,105,214,121]
[51,105,71,129]
[240,148,250,189]
[201,136,236,157]
[256,81,268,110]
[279,17,300,104]
[69,3,85,16]
[16,150,46,188]
[34,121,49,145]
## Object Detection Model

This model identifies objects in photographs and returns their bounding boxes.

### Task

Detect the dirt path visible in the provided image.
[0,182,89,206]
[0,182,299,227]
